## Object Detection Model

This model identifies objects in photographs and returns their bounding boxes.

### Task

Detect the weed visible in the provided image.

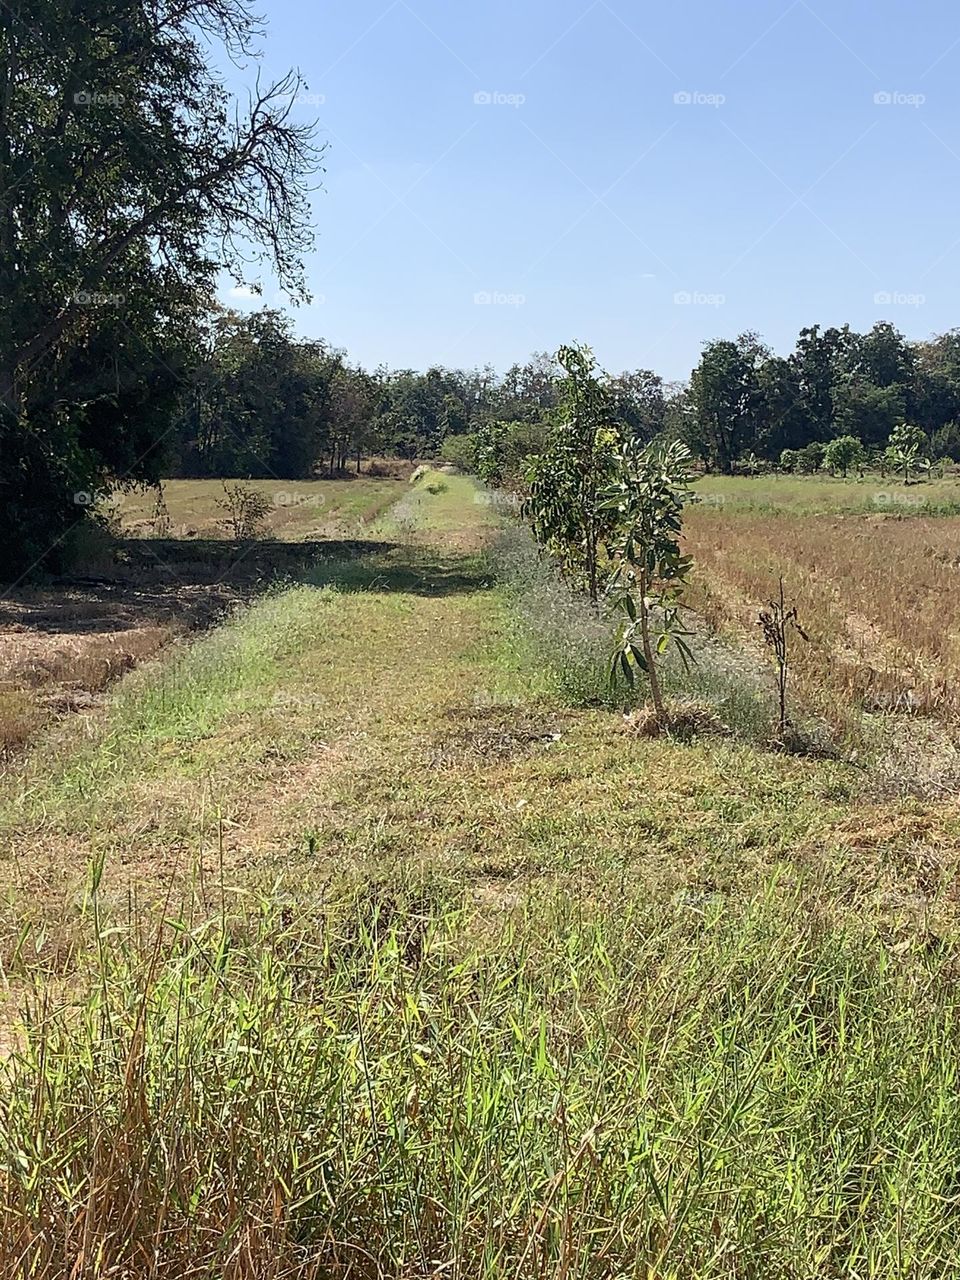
[215,480,272,539]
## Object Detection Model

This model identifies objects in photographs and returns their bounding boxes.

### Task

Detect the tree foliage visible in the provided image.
[823,434,864,478]
[604,441,696,720]
[0,0,322,575]
[524,344,622,603]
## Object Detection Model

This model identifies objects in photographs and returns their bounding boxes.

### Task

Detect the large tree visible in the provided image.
[0,0,321,576]
[688,333,767,472]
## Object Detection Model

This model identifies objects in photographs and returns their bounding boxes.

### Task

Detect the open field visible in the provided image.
[0,472,414,760]
[692,472,960,516]
[114,469,412,541]
[3,472,960,1275]
[684,477,960,775]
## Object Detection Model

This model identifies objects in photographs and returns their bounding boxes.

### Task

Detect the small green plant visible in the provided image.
[758,577,809,741]
[886,423,928,484]
[215,481,272,540]
[604,440,696,723]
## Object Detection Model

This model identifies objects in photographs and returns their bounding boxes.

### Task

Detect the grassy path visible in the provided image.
[2,471,960,953]
[6,473,960,1276]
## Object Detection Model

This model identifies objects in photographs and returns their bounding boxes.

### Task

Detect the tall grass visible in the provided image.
[3,878,960,1277]
[489,522,775,739]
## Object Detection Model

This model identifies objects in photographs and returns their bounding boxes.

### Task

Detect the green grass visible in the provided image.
[693,471,960,515]
[7,881,960,1278]
[114,475,408,540]
[3,469,960,1276]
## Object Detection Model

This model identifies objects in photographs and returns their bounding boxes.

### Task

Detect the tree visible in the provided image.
[608,369,666,445]
[790,325,856,443]
[930,422,960,462]
[0,0,321,575]
[757,356,808,456]
[475,419,548,489]
[886,423,928,483]
[524,344,620,604]
[796,442,825,473]
[914,331,960,436]
[688,334,767,473]
[823,434,864,478]
[604,441,695,722]
[173,310,336,479]
[833,376,905,447]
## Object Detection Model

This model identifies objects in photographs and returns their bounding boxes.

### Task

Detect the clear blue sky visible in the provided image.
[223,0,960,380]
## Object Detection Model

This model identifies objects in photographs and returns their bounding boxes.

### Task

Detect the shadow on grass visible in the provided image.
[306,546,492,597]
[0,537,400,637]
[119,537,398,586]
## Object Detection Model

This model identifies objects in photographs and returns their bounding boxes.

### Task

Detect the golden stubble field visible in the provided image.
[685,478,960,738]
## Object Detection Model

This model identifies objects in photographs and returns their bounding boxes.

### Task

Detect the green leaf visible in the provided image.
[628,643,648,672]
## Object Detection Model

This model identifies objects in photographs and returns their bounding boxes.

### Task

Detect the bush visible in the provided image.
[215,482,272,540]
[437,434,476,472]
[796,441,825,473]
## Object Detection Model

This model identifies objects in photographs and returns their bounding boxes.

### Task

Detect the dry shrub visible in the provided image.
[0,690,47,757]
[623,697,727,740]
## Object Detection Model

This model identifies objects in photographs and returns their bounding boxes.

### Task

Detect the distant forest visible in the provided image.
[166,311,960,482]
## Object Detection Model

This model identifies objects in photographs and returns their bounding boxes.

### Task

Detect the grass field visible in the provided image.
[684,477,960,760]
[4,472,960,1276]
[115,471,411,540]
[693,471,960,515]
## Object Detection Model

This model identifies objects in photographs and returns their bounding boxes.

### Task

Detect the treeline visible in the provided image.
[167,314,960,485]
[166,315,655,477]
[682,323,960,473]
[167,319,566,477]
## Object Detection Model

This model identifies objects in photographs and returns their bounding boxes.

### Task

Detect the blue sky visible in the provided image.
[223,0,960,380]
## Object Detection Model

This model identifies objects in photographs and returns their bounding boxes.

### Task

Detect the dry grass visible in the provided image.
[622,697,728,739]
[684,507,960,734]
[0,625,175,761]
[115,467,412,541]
